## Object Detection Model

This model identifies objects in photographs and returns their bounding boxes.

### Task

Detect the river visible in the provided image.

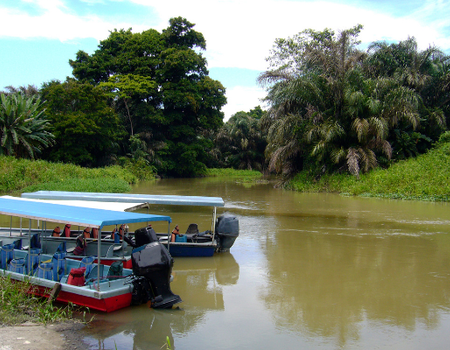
[80,177,450,349]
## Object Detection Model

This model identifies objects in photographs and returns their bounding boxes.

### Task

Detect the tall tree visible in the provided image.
[69,17,226,177]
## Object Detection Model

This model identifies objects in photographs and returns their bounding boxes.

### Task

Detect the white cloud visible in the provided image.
[2,0,449,119]
[129,0,450,70]
[222,86,267,121]
[0,0,149,42]
[2,0,449,65]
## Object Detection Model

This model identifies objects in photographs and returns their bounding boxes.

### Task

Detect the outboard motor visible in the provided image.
[130,226,182,309]
[215,215,239,252]
[134,226,158,246]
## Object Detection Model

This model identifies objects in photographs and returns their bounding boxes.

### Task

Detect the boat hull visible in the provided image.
[0,269,133,313]
[164,243,215,257]
[33,284,133,312]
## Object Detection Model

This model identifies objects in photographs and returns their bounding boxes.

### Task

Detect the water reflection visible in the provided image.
[259,230,450,347]
[82,253,239,350]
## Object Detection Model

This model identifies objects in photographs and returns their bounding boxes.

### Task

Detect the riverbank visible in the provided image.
[1,140,449,202]
[287,139,450,202]
[0,321,87,350]
[0,156,154,195]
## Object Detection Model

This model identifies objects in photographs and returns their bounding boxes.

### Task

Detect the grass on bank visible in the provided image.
[0,156,155,194]
[287,140,450,202]
[0,275,74,325]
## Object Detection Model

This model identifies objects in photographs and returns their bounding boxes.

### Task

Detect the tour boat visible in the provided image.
[0,196,181,312]
[0,196,149,269]
[21,191,240,257]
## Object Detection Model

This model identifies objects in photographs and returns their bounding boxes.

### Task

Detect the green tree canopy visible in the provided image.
[40,80,123,167]
[214,107,267,171]
[69,17,226,177]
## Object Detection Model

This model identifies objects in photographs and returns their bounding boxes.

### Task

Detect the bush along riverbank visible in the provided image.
[0,156,155,195]
[287,139,450,202]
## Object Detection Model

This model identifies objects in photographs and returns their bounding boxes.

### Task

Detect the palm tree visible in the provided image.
[366,37,448,153]
[0,93,55,159]
[260,25,382,177]
[214,111,267,171]
[264,112,306,177]
[260,26,431,178]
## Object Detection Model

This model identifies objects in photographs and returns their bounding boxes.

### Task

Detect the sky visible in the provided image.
[1,0,449,121]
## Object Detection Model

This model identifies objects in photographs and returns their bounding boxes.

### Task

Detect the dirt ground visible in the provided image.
[0,321,88,350]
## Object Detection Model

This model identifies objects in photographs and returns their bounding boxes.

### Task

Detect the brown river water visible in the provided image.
[77,178,450,349]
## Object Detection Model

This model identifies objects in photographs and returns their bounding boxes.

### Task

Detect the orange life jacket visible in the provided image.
[52,226,61,237]
[63,224,71,237]
[83,227,91,239]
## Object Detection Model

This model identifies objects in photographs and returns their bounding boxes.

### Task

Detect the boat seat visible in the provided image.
[8,258,26,274]
[79,256,96,277]
[0,243,15,269]
[106,244,120,257]
[36,262,53,280]
[85,264,106,283]
[185,223,199,235]
[52,252,66,281]
[27,248,41,275]
[107,261,123,280]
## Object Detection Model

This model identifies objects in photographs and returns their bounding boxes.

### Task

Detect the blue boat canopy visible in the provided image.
[21,191,225,207]
[0,196,171,228]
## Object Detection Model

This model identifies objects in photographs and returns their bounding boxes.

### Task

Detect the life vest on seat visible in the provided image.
[91,228,98,239]
[67,267,86,286]
[52,227,61,237]
[73,235,86,256]
[63,224,71,237]
[83,227,91,239]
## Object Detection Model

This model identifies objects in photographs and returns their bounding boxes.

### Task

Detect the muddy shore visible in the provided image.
[0,321,88,350]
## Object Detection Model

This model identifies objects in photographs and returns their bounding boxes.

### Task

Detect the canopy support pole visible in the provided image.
[212,207,217,241]
[97,227,101,292]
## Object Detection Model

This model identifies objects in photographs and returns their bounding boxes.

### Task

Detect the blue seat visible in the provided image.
[8,258,25,274]
[30,233,41,249]
[80,256,96,277]
[26,248,41,275]
[36,262,53,280]
[0,243,15,269]
[56,241,66,253]
[13,239,22,250]
[52,252,66,281]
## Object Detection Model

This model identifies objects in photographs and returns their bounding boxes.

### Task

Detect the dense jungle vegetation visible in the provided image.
[1,19,449,197]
